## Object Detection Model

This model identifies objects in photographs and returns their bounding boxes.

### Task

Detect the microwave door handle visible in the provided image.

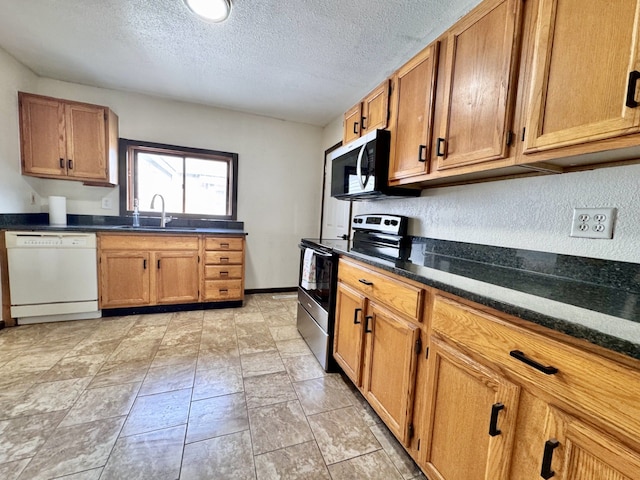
[356,143,367,189]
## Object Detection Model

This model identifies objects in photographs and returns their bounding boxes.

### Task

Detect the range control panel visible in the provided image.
[351,214,408,236]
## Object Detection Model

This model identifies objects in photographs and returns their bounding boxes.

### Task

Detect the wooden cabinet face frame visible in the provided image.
[541,406,640,480]
[436,0,524,170]
[524,0,640,153]
[333,281,368,386]
[422,337,520,480]
[389,42,440,182]
[362,301,420,444]
[18,92,117,185]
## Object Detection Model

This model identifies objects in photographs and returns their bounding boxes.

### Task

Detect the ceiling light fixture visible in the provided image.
[183,0,232,23]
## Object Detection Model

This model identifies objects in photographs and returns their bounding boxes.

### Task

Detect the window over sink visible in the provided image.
[119,139,238,220]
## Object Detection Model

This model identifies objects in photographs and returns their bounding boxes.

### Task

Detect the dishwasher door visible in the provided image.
[6,232,99,320]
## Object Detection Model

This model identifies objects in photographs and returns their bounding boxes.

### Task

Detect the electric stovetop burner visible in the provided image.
[351,214,410,261]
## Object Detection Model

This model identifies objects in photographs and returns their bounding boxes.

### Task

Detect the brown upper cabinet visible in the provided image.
[435,0,524,171]
[388,43,439,183]
[342,80,390,144]
[383,0,640,187]
[522,0,640,154]
[18,92,118,186]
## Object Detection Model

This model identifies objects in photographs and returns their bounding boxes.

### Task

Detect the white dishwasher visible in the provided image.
[5,231,100,324]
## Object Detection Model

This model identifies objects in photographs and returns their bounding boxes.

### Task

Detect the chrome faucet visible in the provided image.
[150,194,172,227]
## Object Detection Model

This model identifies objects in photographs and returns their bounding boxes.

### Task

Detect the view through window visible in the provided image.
[119,140,238,220]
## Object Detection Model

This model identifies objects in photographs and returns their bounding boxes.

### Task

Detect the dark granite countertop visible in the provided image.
[0,213,246,236]
[304,237,640,361]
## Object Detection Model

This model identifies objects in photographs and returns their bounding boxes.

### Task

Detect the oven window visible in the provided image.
[299,249,334,310]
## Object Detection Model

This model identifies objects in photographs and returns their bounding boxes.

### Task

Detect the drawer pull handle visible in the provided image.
[353,308,362,325]
[436,137,446,157]
[488,402,504,437]
[220,243,230,248]
[509,350,558,375]
[220,257,230,263]
[418,144,426,162]
[358,279,373,286]
[220,271,229,277]
[540,439,559,479]
[219,289,228,293]
[626,70,640,108]
[365,315,373,333]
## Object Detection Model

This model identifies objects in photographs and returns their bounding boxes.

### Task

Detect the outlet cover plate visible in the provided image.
[101,197,112,210]
[570,207,615,239]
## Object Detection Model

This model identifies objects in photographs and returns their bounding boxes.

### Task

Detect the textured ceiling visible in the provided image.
[0,0,479,126]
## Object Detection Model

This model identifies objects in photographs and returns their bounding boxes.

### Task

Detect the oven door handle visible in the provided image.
[298,245,333,258]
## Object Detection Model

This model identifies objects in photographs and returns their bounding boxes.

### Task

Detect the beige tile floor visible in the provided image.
[0,294,426,480]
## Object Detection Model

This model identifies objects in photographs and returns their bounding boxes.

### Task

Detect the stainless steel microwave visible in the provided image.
[329,129,420,201]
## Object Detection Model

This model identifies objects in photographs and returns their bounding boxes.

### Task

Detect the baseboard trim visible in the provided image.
[244,287,298,295]
[245,287,297,295]
[102,300,243,317]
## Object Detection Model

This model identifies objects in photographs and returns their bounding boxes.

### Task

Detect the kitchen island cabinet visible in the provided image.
[18,92,118,186]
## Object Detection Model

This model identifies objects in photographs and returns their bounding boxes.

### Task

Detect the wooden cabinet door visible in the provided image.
[155,251,200,304]
[436,0,523,170]
[100,251,150,308]
[19,93,66,178]
[65,103,108,181]
[333,282,367,386]
[524,0,640,153]
[343,103,362,144]
[362,302,420,444]
[422,337,520,480]
[361,80,390,134]
[540,407,640,480]
[389,43,439,182]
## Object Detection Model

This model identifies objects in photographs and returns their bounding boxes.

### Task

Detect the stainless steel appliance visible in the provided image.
[351,213,410,261]
[330,129,420,201]
[296,214,409,371]
[5,231,100,324]
[297,239,338,371]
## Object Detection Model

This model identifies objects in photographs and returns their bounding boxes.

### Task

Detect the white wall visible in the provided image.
[0,49,325,293]
[359,159,640,263]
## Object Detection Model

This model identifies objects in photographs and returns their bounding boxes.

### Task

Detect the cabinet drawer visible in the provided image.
[204,280,243,301]
[431,295,640,442]
[204,265,243,280]
[204,237,244,251]
[338,258,422,321]
[204,251,243,265]
[99,234,198,251]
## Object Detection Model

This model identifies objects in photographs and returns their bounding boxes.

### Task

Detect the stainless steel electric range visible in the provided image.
[296,214,409,371]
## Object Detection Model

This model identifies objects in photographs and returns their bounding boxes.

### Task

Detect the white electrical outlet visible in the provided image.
[101,197,112,209]
[570,208,616,239]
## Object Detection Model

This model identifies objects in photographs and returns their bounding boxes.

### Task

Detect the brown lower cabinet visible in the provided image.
[334,257,640,479]
[98,233,244,309]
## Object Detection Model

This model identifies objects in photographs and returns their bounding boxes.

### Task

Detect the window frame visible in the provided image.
[118,138,238,220]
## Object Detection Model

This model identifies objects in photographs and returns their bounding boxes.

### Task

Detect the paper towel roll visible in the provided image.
[49,196,67,226]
